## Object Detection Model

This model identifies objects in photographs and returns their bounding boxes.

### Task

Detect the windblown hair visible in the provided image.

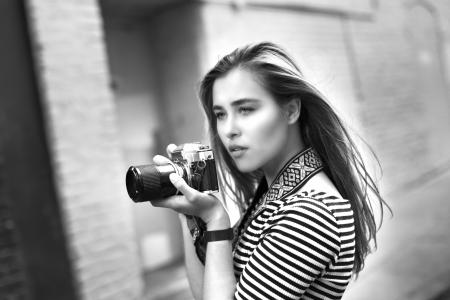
[198,42,390,275]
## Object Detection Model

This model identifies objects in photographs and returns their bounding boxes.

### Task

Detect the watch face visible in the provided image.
[192,227,200,242]
[195,239,206,265]
[185,215,207,264]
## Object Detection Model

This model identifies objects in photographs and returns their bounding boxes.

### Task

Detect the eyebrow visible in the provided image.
[212,98,260,110]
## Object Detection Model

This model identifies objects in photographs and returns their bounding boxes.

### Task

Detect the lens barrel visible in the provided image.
[125,164,178,202]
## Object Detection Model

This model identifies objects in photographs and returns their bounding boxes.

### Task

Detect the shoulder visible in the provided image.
[271,190,353,237]
[283,190,353,221]
[264,191,344,258]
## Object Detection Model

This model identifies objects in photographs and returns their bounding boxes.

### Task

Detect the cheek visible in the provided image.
[250,110,288,147]
[216,123,226,143]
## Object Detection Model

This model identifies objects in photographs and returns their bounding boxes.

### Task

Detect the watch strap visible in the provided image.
[205,228,233,242]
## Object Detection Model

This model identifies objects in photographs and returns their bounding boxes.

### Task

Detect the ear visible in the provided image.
[284,98,301,125]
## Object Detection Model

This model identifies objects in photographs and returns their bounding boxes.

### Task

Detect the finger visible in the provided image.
[169,173,197,200]
[152,154,172,165]
[166,144,177,157]
[150,195,185,210]
[149,196,193,216]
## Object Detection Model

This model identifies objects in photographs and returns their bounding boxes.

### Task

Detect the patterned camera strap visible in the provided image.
[232,147,324,249]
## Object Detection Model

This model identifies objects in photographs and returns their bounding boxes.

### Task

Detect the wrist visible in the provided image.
[205,209,230,231]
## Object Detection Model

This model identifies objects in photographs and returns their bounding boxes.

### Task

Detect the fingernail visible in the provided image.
[167,144,177,151]
[169,173,179,181]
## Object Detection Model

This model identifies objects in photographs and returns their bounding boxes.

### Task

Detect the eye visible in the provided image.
[238,106,255,115]
[214,110,226,120]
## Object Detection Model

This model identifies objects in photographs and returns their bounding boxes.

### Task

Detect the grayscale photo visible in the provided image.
[1,0,449,300]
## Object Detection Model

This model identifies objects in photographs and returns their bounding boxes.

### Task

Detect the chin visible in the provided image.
[235,161,260,173]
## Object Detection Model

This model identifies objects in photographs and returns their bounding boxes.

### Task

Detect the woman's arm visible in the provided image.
[203,213,236,300]
[179,214,204,300]
[180,210,236,300]
[151,154,237,299]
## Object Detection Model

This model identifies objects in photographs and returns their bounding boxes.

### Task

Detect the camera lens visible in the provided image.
[125,167,142,201]
[125,164,179,202]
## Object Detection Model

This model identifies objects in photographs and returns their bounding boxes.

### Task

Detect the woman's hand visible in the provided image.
[150,146,230,228]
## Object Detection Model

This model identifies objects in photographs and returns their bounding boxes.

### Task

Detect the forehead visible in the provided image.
[212,68,273,106]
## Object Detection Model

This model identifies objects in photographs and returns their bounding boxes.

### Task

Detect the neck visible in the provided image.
[263,125,304,186]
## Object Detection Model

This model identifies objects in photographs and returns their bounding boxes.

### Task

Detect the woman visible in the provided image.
[152,42,389,300]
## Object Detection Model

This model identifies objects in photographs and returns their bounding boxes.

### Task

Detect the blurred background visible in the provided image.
[1,0,449,299]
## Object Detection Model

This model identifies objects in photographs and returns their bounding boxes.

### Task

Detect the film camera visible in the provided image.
[125,143,219,202]
[125,142,220,264]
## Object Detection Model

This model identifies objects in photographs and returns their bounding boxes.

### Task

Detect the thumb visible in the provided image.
[169,173,196,199]
[166,144,177,158]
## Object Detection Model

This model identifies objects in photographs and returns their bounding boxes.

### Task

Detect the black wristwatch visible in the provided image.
[205,228,234,242]
[185,216,233,264]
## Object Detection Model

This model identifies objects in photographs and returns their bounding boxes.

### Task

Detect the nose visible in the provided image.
[223,115,241,140]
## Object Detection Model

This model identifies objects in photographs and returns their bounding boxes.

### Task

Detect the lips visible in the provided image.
[228,145,248,158]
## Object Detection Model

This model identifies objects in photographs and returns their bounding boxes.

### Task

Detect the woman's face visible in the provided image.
[212,68,292,173]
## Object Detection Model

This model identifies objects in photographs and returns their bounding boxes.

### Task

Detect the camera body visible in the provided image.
[126,143,218,202]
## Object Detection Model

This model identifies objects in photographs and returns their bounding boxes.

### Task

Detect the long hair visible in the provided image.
[198,42,390,274]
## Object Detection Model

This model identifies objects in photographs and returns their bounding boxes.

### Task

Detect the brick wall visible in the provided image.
[348,0,450,192]
[198,0,450,195]
[0,196,29,300]
[1,4,30,298]
[24,0,143,299]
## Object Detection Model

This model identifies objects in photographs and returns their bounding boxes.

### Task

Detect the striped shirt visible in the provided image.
[232,150,355,299]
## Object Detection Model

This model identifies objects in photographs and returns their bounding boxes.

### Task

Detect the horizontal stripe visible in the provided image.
[234,191,355,300]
